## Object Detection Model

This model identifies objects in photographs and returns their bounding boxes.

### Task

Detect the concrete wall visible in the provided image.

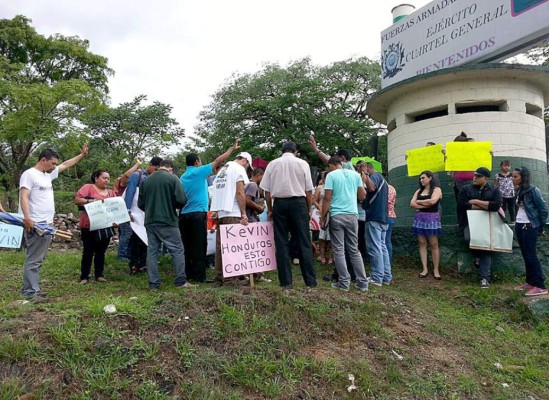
[390,156,548,227]
[384,75,547,225]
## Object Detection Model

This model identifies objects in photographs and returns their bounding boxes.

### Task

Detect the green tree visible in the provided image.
[525,42,549,67]
[83,95,185,177]
[190,57,382,165]
[0,15,112,208]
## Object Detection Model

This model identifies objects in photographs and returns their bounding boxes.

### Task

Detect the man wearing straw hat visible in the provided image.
[19,144,88,301]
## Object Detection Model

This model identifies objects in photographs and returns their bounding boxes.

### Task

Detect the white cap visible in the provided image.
[236,152,253,169]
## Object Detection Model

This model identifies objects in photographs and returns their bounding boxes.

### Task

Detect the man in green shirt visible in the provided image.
[138,159,195,290]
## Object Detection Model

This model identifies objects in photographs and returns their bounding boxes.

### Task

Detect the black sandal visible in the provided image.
[418,272,429,278]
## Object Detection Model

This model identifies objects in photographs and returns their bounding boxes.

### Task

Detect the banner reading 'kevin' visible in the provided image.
[220,221,277,278]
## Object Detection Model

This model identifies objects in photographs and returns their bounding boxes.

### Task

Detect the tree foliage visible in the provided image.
[83,95,185,176]
[0,15,112,207]
[525,41,549,67]
[189,57,382,165]
[525,41,549,125]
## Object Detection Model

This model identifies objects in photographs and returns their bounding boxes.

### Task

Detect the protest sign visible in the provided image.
[406,144,445,176]
[128,187,147,245]
[84,197,130,231]
[350,157,382,173]
[467,210,513,253]
[220,221,277,278]
[0,222,23,249]
[445,142,492,171]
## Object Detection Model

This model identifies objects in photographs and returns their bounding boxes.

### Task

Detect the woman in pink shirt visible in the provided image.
[75,170,116,284]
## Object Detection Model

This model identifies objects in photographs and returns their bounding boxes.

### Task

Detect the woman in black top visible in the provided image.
[410,170,443,279]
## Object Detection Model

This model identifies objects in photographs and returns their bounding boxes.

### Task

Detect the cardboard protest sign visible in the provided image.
[0,222,23,249]
[84,197,130,231]
[350,157,382,173]
[445,142,492,171]
[467,210,513,253]
[406,144,445,176]
[220,221,277,278]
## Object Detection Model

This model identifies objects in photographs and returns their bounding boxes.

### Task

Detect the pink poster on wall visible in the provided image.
[220,221,277,278]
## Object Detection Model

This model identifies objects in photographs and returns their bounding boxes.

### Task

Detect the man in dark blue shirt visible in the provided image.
[118,157,162,273]
[363,162,391,287]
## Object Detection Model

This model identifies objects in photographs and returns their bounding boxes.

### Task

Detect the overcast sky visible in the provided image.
[3,0,431,142]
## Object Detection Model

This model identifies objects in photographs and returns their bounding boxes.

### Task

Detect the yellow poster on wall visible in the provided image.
[445,142,492,171]
[405,144,445,176]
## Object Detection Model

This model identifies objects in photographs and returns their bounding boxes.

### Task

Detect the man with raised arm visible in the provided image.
[179,140,239,283]
[210,151,252,286]
[19,144,88,301]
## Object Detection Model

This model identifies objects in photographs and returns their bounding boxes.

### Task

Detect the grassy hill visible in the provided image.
[0,250,547,399]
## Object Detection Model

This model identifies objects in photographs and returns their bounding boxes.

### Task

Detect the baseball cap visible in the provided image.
[236,152,253,169]
[474,167,490,178]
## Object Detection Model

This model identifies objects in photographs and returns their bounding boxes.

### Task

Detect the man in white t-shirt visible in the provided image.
[210,152,251,285]
[19,144,88,300]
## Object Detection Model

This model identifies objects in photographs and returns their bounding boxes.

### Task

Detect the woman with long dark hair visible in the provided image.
[410,170,443,279]
[512,166,548,296]
[75,170,116,284]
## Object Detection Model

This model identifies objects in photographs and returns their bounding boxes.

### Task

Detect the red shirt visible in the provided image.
[454,171,474,181]
[388,184,397,218]
[76,184,116,229]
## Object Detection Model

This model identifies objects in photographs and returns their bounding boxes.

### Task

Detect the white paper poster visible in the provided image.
[467,210,513,253]
[128,187,148,246]
[84,197,131,231]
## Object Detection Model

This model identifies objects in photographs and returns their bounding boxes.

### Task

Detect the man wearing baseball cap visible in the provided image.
[457,166,502,289]
[210,151,253,286]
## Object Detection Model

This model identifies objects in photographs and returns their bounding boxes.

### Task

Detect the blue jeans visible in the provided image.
[117,222,132,260]
[146,223,187,289]
[386,217,395,262]
[329,214,368,289]
[515,223,546,289]
[365,221,391,284]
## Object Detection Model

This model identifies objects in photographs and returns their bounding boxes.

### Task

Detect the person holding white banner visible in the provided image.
[75,170,116,284]
[457,167,502,289]
[19,144,88,301]
[118,157,162,266]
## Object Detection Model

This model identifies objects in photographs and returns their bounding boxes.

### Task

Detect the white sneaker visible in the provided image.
[480,279,489,289]
[176,282,197,288]
[367,277,382,287]
[256,276,272,283]
[292,258,300,265]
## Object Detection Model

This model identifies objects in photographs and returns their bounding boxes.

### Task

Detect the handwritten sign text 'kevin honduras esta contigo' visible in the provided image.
[220,221,277,278]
